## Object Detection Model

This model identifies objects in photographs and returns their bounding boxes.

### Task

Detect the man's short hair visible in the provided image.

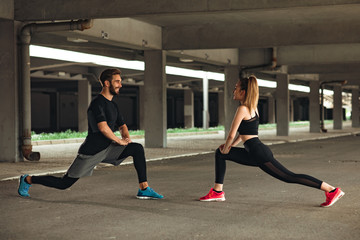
[99,68,121,86]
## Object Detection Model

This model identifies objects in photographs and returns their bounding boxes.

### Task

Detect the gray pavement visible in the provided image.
[1,122,360,239]
[0,121,359,181]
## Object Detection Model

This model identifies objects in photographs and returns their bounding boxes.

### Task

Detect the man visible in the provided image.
[18,68,163,199]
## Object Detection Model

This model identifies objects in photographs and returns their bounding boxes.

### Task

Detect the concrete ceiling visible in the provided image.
[10,0,360,90]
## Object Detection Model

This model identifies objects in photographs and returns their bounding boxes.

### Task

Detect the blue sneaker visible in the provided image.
[18,175,31,197]
[136,187,163,199]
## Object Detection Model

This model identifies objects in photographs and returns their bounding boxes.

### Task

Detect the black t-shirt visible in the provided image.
[78,94,125,155]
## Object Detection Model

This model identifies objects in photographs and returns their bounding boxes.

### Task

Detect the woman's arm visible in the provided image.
[221,106,246,154]
[219,133,242,152]
[231,134,242,146]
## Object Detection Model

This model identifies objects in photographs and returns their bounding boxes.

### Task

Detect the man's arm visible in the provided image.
[119,124,132,143]
[97,121,129,145]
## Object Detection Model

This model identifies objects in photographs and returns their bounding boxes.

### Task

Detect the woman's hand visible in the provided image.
[219,144,225,151]
[219,144,231,154]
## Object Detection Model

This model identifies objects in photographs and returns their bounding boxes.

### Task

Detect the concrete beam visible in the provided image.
[48,29,237,65]
[30,25,360,68]
[57,18,162,50]
[239,48,273,66]
[320,73,360,82]
[14,0,360,21]
[290,74,319,82]
[168,49,239,65]
[30,70,87,81]
[30,57,91,72]
[288,63,360,74]
[241,45,360,68]
[163,20,360,50]
[29,19,161,52]
[0,0,14,20]
[279,44,360,66]
[30,32,142,61]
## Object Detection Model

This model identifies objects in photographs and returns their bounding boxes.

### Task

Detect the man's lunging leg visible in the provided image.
[117,143,163,199]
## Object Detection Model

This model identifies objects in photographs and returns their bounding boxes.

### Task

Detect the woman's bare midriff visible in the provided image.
[240,135,258,143]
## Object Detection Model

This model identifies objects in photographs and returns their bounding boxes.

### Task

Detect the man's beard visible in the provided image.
[109,83,119,95]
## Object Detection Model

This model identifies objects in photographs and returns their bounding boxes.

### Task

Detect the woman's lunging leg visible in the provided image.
[215,147,259,185]
[200,147,259,200]
[259,157,323,189]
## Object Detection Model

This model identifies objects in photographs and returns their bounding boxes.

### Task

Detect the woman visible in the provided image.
[199,75,344,207]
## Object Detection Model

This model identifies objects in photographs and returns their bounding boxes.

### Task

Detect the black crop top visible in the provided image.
[237,113,259,135]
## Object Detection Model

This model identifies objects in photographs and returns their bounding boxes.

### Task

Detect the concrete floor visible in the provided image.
[1,135,359,240]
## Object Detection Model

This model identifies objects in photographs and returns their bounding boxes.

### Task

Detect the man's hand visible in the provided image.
[118,138,130,145]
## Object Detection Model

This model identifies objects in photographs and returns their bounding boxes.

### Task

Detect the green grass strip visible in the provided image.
[32,120,334,141]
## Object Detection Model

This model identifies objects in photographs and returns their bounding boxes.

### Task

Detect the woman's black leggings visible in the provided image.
[215,137,323,189]
[31,142,147,190]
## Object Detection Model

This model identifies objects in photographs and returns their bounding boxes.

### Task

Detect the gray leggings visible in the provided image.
[215,137,323,189]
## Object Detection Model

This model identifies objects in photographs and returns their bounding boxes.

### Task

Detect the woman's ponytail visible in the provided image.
[242,75,259,112]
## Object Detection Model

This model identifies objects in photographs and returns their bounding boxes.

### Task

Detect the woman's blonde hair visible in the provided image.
[239,75,259,111]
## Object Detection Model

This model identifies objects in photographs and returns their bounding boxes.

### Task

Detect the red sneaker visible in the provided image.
[320,188,345,207]
[199,188,225,202]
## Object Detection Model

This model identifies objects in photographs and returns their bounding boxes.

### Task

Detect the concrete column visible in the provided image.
[202,75,209,129]
[276,74,290,136]
[352,87,360,127]
[184,89,194,128]
[290,98,294,122]
[144,50,167,148]
[333,85,343,129]
[224,66,239,138]
[139,85,145,130]
[309,81,320,133]
[78,80,91,132]
[218,91,225,126]
[268,95,275,124]
[0,20,19,162]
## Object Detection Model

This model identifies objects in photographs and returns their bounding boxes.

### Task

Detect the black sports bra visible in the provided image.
[237,113,259,135]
